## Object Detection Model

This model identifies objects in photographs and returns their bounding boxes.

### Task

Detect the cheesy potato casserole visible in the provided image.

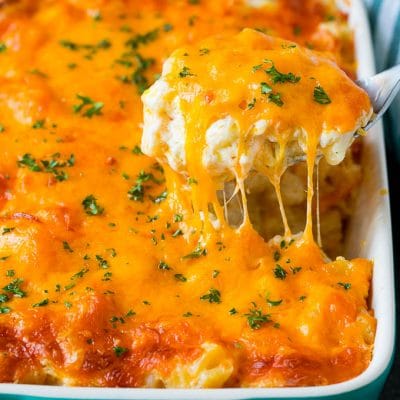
[0,0,375,388]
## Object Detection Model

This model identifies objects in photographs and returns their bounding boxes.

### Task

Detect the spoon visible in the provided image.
[357,64,400,131]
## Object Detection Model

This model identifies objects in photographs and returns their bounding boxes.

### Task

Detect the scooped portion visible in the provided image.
[141,29,372,185]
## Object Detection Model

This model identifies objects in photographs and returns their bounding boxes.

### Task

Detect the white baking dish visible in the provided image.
[0,0,394,399]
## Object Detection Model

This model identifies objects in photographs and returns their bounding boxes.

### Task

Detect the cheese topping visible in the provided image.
[0,0,375,388]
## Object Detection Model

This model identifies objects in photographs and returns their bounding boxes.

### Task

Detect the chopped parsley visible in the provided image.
[174,273,187,282]
[261,82,283,106]
[273,265,287,280]
[273,250,281,261]
[113,346,128,357]
[152,190,168,203]
[179,66,195,78]
[116,52,156,94]
[182,244,207,259]
[229,308,238,315]
[247,98,256,110]
[59,38,111,58]
[313,85,331,104]
[82,195,104,216]
[32,298,49,307]
[261,82,272,94]
[183,311,193,317]
[64,301,73,309]
[338,282,351,290]
[245,303,271,330]
[266,298,282,306]
[18,154,41,171]
[265,62,300,84]
[293,25,302,36]
[199,48,209,55]
[172,229,183,238]
[212,270,220,278]
[0,294,9,303]
[132,53,155,94]
[200,288,221,304]
[268,92,283,107]
[102,272,112,281]
[290,266,302,274]
[128,170,163,202]
[187,177,198,185]
[125,29,159,50]
[29,69,47,78]
[0,42,6,53]
[71,268,89,280]
[3,278,26,298]
[62,241,73,253]
[73,94,104,118]
[0,124,5,133]
[132,145,143,155]
[174,214,183,222]
[96,255,110,269]
[158,261,171,270]
[1,227,14,235]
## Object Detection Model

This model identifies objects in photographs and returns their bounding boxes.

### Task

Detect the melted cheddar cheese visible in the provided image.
[0,0,375,388]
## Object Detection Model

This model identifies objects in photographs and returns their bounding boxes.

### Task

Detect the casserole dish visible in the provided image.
[0,0,394,398]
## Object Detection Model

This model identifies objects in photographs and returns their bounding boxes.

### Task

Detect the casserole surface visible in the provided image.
[0,0,396,396]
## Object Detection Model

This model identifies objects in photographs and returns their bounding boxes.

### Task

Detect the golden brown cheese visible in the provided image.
[0,0,375,388]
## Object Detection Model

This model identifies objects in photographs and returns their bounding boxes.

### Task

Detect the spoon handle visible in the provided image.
[357,64,400,131]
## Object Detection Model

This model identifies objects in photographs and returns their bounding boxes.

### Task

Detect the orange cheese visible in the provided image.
[0,0,375,388]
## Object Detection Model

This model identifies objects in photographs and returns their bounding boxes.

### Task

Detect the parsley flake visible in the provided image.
[32,298,49,307]
[73,95,104,118]
[338,282,351,290]
[313,85,331,104]
[265,62,300,84]
[273,265,287,280]
[179,66,195,78]
[200,288,221,304]
[113,346,128,357]
[182,244,207,259]
[174,273,187,282]
[82,195,104,216]
[245,303,271,330]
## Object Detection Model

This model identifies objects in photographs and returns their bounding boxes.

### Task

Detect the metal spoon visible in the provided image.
[357,64,400,131]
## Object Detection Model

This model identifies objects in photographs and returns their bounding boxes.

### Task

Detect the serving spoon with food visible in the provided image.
[357,64,400,131]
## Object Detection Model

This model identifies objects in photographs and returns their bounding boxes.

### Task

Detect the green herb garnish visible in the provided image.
[179,66,195,78]
[73,94,104,118]
[32,298,49,307]
[113,346,128,357]
[82,195,104,216]
[182,244,207,259]
[245,303,271,330]
[313,85,331,104]
[338,282,351,290]
[200,288,221,304]
[174,273,187,282]
[273,265,287,280]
